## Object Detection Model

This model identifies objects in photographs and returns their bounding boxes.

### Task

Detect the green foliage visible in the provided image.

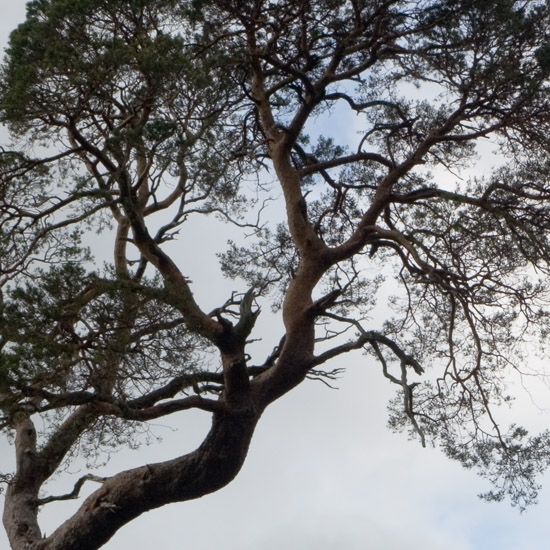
[444,426,550,511]
[2,4,550,543]
[0,0,221,131]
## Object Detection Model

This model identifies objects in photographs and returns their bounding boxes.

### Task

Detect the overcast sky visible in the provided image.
[2,2,550,549]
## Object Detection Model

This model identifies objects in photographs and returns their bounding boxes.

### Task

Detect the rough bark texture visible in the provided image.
[3,417,42,548]
[34,410,260,550]
[3,0,550,546]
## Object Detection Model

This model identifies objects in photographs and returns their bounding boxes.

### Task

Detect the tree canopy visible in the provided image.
[2,0,550,548]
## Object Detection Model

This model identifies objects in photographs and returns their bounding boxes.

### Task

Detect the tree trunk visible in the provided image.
[4,409,259,550]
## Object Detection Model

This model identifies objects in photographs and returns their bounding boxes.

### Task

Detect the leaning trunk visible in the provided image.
[4,409,259,550]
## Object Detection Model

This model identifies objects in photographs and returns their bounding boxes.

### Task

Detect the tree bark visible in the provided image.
[3,408,259,550]
[3,417,42,550]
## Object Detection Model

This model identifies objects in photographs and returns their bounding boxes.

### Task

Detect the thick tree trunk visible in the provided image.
[3,409,259,550]
[3,417,42,550]
[3,482,41,550]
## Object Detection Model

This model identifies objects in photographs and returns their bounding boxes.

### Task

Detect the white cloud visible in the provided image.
[2,4,550,550]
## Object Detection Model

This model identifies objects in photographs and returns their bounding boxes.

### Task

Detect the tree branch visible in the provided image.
[36,475,108,506]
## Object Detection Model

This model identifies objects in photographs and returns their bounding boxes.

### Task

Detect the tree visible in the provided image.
[2,0,550,547]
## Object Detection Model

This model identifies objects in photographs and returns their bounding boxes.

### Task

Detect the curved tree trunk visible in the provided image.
[4,409,259,550]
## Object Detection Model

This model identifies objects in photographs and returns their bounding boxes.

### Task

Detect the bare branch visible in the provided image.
[36,475,108,507]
